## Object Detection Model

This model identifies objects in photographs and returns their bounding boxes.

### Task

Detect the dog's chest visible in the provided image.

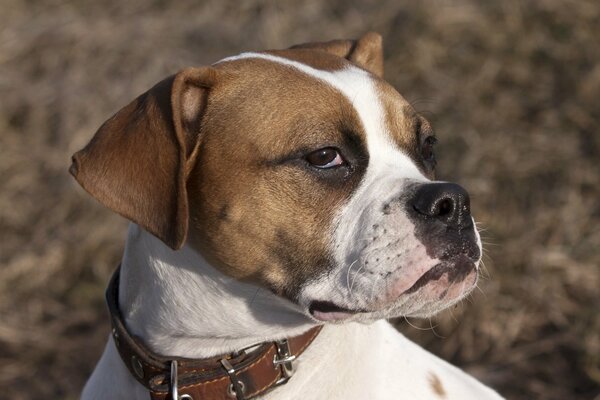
[264,321,501,400]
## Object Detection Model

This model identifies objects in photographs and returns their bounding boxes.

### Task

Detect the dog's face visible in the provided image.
[71,33,480,324]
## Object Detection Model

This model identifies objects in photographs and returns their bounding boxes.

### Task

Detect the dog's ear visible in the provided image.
[291,31,384,77]
[70,67,217,250]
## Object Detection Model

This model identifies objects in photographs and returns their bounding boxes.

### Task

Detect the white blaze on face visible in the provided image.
[218,52,456,320]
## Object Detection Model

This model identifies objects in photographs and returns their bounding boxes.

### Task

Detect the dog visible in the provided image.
[73,32,503,400]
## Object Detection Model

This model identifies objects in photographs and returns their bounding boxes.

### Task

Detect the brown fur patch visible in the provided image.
[429,372,448,398]
[266,49,350,72]
[186,57,369,297]
[375,78,436,179]
[70,67,217,250]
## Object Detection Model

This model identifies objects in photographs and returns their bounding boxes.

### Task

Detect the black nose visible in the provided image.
[410,183,472,228]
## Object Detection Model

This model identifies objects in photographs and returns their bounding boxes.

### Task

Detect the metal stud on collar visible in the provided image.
[170,360,193,400]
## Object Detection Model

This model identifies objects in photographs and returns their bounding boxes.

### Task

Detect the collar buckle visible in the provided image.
[273,339,296,385]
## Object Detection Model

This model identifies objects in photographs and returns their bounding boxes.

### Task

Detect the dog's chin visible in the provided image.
[393,267,478,318]
[307,257,479,323]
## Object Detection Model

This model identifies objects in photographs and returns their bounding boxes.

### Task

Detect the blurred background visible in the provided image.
[1,0,599,399]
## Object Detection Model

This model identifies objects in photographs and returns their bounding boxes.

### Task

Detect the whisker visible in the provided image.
[345,258,359,294]
[369,274,382,303]
[428,317,445,339]
[403,316,434,332]
[349,261,366,295]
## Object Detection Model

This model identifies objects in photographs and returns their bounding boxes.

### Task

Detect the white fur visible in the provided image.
[83,54,501,399]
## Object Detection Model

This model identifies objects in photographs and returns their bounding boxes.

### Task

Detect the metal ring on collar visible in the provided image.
[170,360,193,400]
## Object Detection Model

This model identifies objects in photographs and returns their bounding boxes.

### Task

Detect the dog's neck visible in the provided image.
[118,224,317,359]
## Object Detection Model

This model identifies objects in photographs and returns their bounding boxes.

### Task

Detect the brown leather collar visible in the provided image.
[106,266,322,400]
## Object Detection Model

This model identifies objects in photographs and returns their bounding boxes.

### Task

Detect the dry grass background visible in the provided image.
[1,0,599,399]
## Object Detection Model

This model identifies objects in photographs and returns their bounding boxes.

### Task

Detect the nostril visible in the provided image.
[437,198,454,217]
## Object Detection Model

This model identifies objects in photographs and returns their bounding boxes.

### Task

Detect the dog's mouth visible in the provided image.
[308,256,477,322]
[308,301,365,322]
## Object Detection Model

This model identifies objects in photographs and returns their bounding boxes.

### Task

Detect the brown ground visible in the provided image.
[1,1,599,399]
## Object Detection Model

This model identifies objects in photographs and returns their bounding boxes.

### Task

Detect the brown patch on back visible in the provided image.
[186,57,369,297]
[429,372,448,398]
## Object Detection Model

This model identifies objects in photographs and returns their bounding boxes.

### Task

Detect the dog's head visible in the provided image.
[71,32,481,323]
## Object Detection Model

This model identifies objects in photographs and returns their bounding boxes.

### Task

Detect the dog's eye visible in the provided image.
[305,147,344,168]
[421,136,437,163]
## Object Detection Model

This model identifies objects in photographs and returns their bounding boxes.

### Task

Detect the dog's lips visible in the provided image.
[403,255,477,295]
[308,300,364,322]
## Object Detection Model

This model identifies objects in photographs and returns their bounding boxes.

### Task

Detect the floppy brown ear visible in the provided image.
[70,67,217,250]
[290,31,384,77]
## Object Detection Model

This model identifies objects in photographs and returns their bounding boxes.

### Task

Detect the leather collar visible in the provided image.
[106,266,322,400]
